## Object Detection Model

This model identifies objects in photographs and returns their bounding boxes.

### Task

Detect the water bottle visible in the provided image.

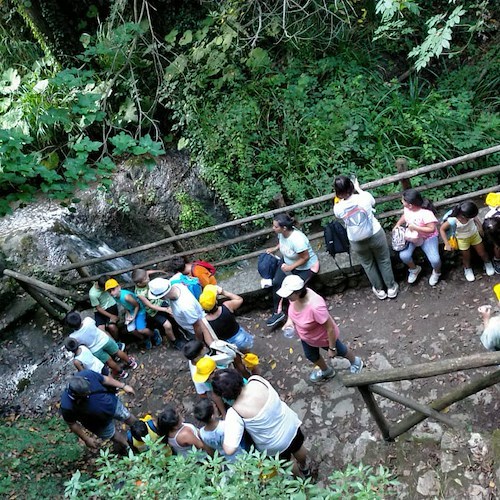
[283,326,296,339]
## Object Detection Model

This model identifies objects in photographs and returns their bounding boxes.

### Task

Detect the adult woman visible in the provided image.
[265,213,319,327]
[393,189,441,286]
[334,175,398,300]
[157,403,213,457]
[211,368,310,476]
[199,285,257,375]
[278,275,363,382]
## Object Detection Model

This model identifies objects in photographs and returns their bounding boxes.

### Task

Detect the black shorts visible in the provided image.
[279,427,304,461]
[95,304,119,327]
[148,311,170,330]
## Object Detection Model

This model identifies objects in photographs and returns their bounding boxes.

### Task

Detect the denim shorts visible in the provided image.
[226,326,254,351]
[126,311,147,332]
[93,338,119,363]
[95,399,131,439]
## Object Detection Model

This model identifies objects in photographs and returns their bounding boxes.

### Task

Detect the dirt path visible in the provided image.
[2,263,500,497]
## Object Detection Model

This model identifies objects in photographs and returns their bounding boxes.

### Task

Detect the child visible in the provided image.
[105,278,158,350]
[66,311,137,379]
[393,189,442,286]
[88,275,119,340]
[127,415,171,455]
[478,304,500,351]
[194,399,243,462]
[440,201,494,282]
[182,340,226,417]
[157,403,213,457]
[482,192,500,274]
[64,337,109,375]
[171,256,217,289]
[132,268,185,350]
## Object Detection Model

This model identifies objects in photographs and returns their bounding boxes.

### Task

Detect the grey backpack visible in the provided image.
[391,227,408,252]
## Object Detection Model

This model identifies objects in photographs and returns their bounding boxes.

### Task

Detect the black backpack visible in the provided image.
[257,253,280,280]
[323,220,353,271]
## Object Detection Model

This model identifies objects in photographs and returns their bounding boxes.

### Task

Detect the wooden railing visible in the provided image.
[56,144,500,284]
[342,351,500,441]
[3,144,500,319]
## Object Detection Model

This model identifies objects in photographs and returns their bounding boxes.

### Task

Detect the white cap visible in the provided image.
[276,275,305,298]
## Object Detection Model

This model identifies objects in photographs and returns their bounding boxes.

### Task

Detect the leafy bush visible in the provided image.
[0,12,165,216]
[0,416,85,498]
[163,28,499,217]
[64,439,398,499]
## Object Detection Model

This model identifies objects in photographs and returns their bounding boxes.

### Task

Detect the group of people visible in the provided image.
[59,182,500,472]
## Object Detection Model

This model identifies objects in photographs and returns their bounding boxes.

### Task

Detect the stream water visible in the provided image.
[0,200,134,414]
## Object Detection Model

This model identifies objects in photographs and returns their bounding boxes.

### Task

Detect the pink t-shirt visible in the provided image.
[403,207,438,239]
[288,288,339,347]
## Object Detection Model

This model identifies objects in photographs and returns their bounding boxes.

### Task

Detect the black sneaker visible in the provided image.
[266,312,286,328]
[173,338,188,351]
[493,258,500,274]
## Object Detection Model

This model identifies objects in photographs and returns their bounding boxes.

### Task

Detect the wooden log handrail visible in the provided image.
[3,269,83,300]
[70,182,500,283]
[343,351,500,387]
[58,144,500,273]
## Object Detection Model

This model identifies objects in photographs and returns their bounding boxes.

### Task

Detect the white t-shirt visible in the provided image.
[70,317,109,352]
[452,217,478,239]
[224,376,301,455]
[278,230,318,270]
[170,285,204,335]
[188,360,211,395]
[200,421,242,462]
[75,345,105,373]
[334,192,380,242]
[481,316,500,351]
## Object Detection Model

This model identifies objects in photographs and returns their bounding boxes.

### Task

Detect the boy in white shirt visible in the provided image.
[64,337,109,375]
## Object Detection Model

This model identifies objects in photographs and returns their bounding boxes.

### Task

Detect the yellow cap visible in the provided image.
[193,357,217,383]
[486,192,500,207]
[104,278,119,291]
[243,353,259,368]
[199,284,218,311]
[493,284,500,301]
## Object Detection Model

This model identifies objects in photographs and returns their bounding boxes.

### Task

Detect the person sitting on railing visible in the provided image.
[482,192,500,274]
[88,276,119,340]
[147,277,212,345]
[66,311,137,380]
[104,278,158,350]
[170,256,217,289]
[439,201,494,282]
[333,175,398,300]
[265,213,319,329]
[132,268,185,351]
[393,189,442,286]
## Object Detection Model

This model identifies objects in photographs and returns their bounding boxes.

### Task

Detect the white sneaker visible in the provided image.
[464,268,475,282]
[407,265,421,284]
[387,283,399,299]
[429,271,441,286]
[372,287,387,300]
[485,262,495,276]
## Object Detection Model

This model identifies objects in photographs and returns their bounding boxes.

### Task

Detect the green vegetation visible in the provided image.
[0,0,498,220]
[0,416,86,498]
[65,438,398,499]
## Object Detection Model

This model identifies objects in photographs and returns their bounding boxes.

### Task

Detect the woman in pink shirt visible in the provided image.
[393,189,442,286]
[278,275,363,383]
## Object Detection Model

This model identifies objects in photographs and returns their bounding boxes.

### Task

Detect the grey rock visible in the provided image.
[416,470,440,496]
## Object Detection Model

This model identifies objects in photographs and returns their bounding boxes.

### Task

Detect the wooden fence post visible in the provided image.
[67,253,90,278]
[395,158,411,190]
